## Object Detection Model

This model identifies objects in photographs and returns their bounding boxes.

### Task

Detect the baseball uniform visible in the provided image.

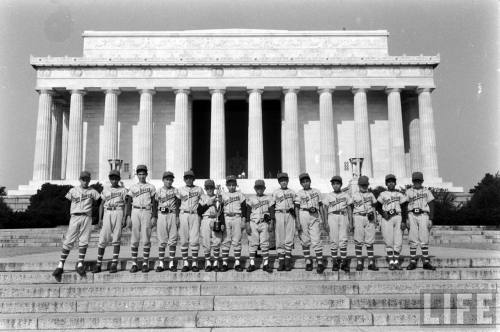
[406,187,434,247]
[352,191,377,246]
[378,190,407,253]
[272,188,296,262]
[295,188,323,263]
[155,186,179,268]
[199,193,223,259]
[246,194,275,255]
[322,191,353,258]
[176,185,204,262]
[221,190,246,264]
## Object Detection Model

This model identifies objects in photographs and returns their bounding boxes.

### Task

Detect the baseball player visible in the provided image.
[52,171,100,281]
[197,179,224,272]
[246,179,275,273]
[92,170,128,274]
[321,176,353,273]
[406,171,436,270]
[126,165,157,273]
[176,170,204,272]
[272,172,296,271]
[377,174,407,270]
[351,175,378,271]
[295,173,325,274]
[154,171,179,272]
[220,175,247,272]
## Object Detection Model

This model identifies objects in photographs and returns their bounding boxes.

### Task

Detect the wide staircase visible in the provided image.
[0,228,499,331]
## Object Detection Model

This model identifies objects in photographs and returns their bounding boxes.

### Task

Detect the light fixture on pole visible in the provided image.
[108,159,123,171]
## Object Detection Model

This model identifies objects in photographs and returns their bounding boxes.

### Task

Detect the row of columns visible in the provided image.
[32,86,440,181]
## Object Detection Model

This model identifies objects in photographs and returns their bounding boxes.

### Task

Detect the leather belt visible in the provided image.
[106,206,123,211]
[204,214,217,218]
[411,208,426,215]
[329,211,345,215]
[133,206,150,210]
[182,210,197,214]
[159,207,174,214]
[225,213,241,217]
[355,212,368,216]
[71,212,88,216]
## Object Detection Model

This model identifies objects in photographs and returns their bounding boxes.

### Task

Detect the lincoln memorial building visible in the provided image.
[19,29,460,194]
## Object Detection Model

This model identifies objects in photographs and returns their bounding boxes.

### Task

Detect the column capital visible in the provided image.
[36,88,55,95]
[283,87,300,94]
[103,88,121,95]
[69,89,86,96]
[417,87,435,94]
[209,88,226,95]
[173,88,190,95]
[138,88,156,95]
[317,87,334,94]
[247,87,264,94]
[352,86,370,94]
[385,87,403,94]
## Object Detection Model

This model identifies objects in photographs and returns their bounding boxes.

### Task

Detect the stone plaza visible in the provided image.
[15,29,461,194]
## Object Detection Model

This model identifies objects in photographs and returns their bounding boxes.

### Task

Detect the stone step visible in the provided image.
[4,293,486,313]
[1,279,496,298]
[1,268,499,285]
[2,256,499,272]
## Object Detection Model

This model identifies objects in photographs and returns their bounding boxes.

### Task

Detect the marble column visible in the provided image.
[174,89,190,176]
[318,88,336,178]
[210,89,226,179]
[386,87,406,178]
[101,89,120,179]
[283,88,300,178]
[418,87,439,179]
[50,102,63,180]
[32,89,54,181]
[407,97,422,173]
[66,89,86,180]
[137,89,155,173]
[352,87,373,177]
[248,88,264,179]
[60,108,69,179]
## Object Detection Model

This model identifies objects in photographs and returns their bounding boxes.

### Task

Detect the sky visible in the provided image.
[0,0,498,191]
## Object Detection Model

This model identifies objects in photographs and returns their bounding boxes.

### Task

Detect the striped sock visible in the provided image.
[131,246,138,264]
[387,249,394,262]
[315,249,323,264]
[158,246,166,266]
[355,243,363,263]
[213,247,220,261]
[59,248,70,267]
[191,249,198,266]
[249,251,256,264]
[367,245,374,262]
[78,246,87,265]
[339,246,347,259]
[181,246,189,261]
[96,247,105,266]
[222,248,229,265]
[331,247,339,260]
[302,246,310,262]
[143,247,150,265]
[262,249,269,265]
[410,246,417,262]
[278,253,285,261]
[168,245,176,262]
[112,245,120,263]
[422,245,429,261]
[205,252,211,266]
[394,251,400,262]
[234,248,241,264]
[285,245,292,259]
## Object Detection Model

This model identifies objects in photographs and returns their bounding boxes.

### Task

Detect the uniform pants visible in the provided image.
[62,214,92,250]
[131,208,153,248]
[381,215,402,252]
[157,212,178,247]
[275,211,295,255]
[353,215,376,246]
[299,210,322,252]
[179,212,200,252]
[200,217,223,255]
[248,221,270,252]
[98,210,123,247]
[222,216,242,251]
[408,213,431,247]
[328,214,349,250]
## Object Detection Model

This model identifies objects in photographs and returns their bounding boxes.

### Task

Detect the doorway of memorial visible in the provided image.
[262,100,282,178]
[225,100,248,178]
[191,100,211,178]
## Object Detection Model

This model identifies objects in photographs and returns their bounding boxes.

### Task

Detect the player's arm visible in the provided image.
[122,198,129,227]
[245,203,252,235]
[197,198,210,216]
[347,205,354,232]
[240,201,247,223]
[294,203,301,231]
[98,200,104,227]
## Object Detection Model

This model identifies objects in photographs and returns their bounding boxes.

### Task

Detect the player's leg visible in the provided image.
[381,218,394,269]
[247,221,260,272]
[407,213,419,270]
[220,218,232,271]
[76,215,93,276]
[365,220,377,271]
[140,210,153,272]
[53,215,80,280]
[261,222,271,272]
[156,213,168,272]
[299,210,313,271]
[338,215,350,273]
[130,209,141,272]
[275,212,286,271]
[310,216,324,273]
[178,212,190,271]
[353,215,365,271]
[200,217,212,271]
[328,214,339,271]
[188,215,201,272]
[232,216,243,271]
[94,211,112,273]
[392,215,403,270]
[209,220,222,272]
[419,214,435,270]
[167,214,178,271]
[284,213,295,271]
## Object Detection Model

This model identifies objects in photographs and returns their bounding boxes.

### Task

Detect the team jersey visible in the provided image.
[247,194,275,223]
[176,185,204,212]
[155,186,178,210]
[272,188,296,211]
[322,191,353,213]
[351,191,377,214]
[377,190,407,213]
[101,186,128,208]
[199,194,218,218]
[294,188,322,210]
[66,186,100,215]
[406,187,434,212]
[221,191,246,215]
[127,182,156,207]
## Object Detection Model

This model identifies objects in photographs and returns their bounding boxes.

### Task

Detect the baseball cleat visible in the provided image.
[191,265,199,272]
[331,259,339,271]
[141,264,149,273]
[340,259,350,273]
[406,261,417,270]
[263,264,272,273]
[92,265,102,274]
[76,264,86,277]
[155,265,164,272]
[285,258,292,271]
[316,263,325,274]
[423,261,436,270]
[356,262,364,271]
[305,261,313,271]
[277,260,285,271]
[109,263,118,273]
[234,264,243,272]
[247,264,257,272]
[130,264,139,273]
[368,262,379,271]
[52,267,63,282]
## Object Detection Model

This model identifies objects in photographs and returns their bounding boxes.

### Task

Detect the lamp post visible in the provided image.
[108,159,123,172]
[348,157,364,194]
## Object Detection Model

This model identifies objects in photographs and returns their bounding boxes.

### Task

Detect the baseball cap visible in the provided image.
[277,172,289,181]
[330,175,343,184]
[254,179,266,188]
[412,172,424,181]
[226,175,237,184]
[385,174,397,182]
[79,170,91,179]
[204,179,215,188]
[108,170,120,178]
[183,170,195,178]
[162,171,174,179]
[299,173,311,182]
[358,175,369,186]
[136,165,148,173]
